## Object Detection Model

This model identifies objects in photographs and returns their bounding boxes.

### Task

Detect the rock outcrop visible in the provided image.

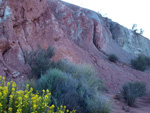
[105,18,150,57]
[0,0,149,93]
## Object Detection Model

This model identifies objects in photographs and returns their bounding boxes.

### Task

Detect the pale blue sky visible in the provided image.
[62,0,150,39]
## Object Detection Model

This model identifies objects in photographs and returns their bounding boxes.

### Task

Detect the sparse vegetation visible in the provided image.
[108,54,118,63]
[121,82,146,106]
[24,45,54,79]
[53,60,105,91]
[24,45,111,113]
[86,94,111,113]
[28,60,111,113]
[139,28,144,35]
[131,54,150,71]
[132,24,138,33]
[132,24,144,35]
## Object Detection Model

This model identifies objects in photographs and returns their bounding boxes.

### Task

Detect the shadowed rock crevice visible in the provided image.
[93,22,98,50]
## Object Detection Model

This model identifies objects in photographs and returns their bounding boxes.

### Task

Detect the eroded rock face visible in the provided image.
[105,18,150,57]
[0,0,149,93]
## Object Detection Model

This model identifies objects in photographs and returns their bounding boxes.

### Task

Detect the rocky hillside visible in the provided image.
[105,18,150,57]
[0,0,150,94]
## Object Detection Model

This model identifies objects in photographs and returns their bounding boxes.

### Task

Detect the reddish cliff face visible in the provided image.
[0,0,149,93]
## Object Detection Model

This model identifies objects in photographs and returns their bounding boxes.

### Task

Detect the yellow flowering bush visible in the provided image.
[0,76,76,113]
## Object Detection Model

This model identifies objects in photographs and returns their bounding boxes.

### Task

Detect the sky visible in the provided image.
[62,0,150,39]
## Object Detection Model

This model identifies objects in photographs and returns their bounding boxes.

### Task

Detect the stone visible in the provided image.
[12,71,20,78]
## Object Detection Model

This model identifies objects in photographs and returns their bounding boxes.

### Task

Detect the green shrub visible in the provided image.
[131,54,147,71]
[31,61,111,113]
[108,54,118,63]
[34,69,91,113]
[24,45,54,79]
[86,94,111,113]
[0,76,75,113]
[121,82,146,106]
[53,60,104,91]
[131,54,150,71]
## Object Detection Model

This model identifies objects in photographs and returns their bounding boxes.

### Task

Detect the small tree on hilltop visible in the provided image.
[132,24,144,35]
[132,24,138,33]
[139,28,144,35]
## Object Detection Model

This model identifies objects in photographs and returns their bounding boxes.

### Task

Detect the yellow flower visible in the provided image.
[26,84,29,88]
[24,95,28,99]
[12,82,16,88]
[49,104,55,110]
[45,95,48,99]
[7,82,10,86]
[33,104,37,108]
[8,107,13,112]
[66,109,69,112]
[0,75,75,113]
[42,89,45,93]
[60,105,63,108]
[30,87,33,92]
[18,97,22,101]
[51,105,55,108]
[3,77,5,80]
[12,88,15,92]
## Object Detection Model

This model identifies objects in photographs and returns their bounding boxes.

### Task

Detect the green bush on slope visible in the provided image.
[131,55,146,71]
[131,54,150,71]
[24,46,111,113]
[30,60,111,113]
[121,81,146,106]
[108,54,118,63]
[24,45,54,79]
